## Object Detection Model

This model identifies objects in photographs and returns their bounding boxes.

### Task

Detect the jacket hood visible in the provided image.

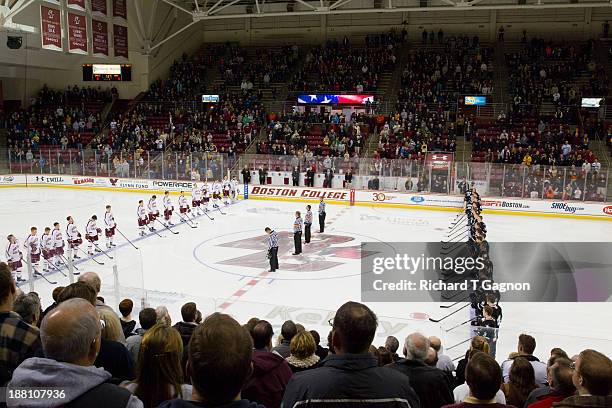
[7,357,112,408]
[158,398,265,408]
[320,353,378,371]
[251,350,286,375]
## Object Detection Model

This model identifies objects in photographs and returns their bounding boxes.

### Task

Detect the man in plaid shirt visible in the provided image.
[0,262,41,378]
[265,227,279,272]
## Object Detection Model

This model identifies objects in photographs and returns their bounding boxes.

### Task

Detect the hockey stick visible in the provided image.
[148,226,164,238]
[429,302,470,323]
[445,317,477,332]
[440,297,470,308]
[214,203,226,215]
[117,228,139,250]
[58,254,80,273]
[33,266,58,285]
[202,210,215,221]
[77,247,105,265]
[156,218,179,234]
[447,337,472,351]
[45,258,67,277]
[92,241,114,259]
[177,214,198,228]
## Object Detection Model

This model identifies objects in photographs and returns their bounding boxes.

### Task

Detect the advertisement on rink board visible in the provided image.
[249,185,350,202]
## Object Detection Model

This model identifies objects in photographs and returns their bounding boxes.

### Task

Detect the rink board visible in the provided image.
[1,173,611,221]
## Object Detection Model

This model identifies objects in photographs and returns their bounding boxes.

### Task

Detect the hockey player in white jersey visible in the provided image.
[222,178,231,205]
[192,183,203,215]
[212,180,222,208]
[52,222,65,266]
[85,215,102,256]
[24,227,41,271]
[178,191,195,223]
[137,200,148,236]
[201,183,211,212]
[6,234,24,282]
[104,205,117,249]
[163,191,174,226]
[231,177,240,201]
[41,227,55,272]
[66,216,83,260]
[148,195,159,231]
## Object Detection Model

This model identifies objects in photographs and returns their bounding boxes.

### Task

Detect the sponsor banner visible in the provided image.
[112,0,127,19]
[355,191,463,208]
[41,5,62,51]
[67,12,88,54]
[108,177,149,190]
[72,177,95,185]
[67,0,86,11]
[249,185,350,202]
[91,0,108,17]
[151,180,195,191]
[29,175,66,184]
[425,152,454,170]
[113,24,128,59]
[297,94,375,105]
[481,199,531,210]
[92,19,109,57]
[604,205,612,216]
[0,175,26,185]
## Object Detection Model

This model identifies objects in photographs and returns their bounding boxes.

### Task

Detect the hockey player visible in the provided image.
[52,222,65,267]
[41,227,54,272]
[6,234,24,282]
[66,216,83,260]
[163,191,174,226]
[178,191,193,222]
[222,178,231,205]
[24,227,41,271]
[192,183,202,215]
[104,205,117,249]
[231,177,240,201]
[137,200,148,236]
[212,180,222,208]
[148,195,159,231]
[85,215,102,255]
[201,183,211,212]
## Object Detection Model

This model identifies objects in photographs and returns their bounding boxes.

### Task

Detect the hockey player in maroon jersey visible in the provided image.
[6,234,24,282]
[163,191,175,226]
[148,195,159,231]
[85,215,102,256]
[104,205,117,249]
[66,216,83,260]
[23,227,41,270]
[137,200,148,236]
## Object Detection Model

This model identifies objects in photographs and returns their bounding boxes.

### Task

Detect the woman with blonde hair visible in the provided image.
[286,330,320,373]
[455,336,490,386]
[95,307,133,382]
[122,323,192,408]
[156,305,172,326]
[98,306,126,343]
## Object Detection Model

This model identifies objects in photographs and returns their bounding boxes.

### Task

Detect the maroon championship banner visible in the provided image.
[67,13,88,54]
[92,19,109,57]
[67,0,86,11]
[112,0,127,19]
[113,24,128,58]
[91,0,107,16]
[40,5,62,51]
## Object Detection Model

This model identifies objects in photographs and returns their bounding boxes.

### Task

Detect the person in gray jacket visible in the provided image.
[125,308,158,365]
[7,298,143,408]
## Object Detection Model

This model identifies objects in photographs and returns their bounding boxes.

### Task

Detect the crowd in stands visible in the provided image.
[291,32,401,92]
[145,52,208,101]
[1,263,611,408]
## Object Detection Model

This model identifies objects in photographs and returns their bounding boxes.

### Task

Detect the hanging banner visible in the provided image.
[91,19,109,57]
[40,5,62,51]
[112,0,127,19]
[91,0,107,17]
[67,0,86,11]
[67,13,88,54]
[113,24,128,58]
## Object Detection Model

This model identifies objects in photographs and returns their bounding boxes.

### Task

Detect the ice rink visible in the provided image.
[2,187,611,361]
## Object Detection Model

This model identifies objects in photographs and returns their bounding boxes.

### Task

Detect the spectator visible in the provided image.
[553,349,612,408]
[96,307,134,383]
[13,292,41,327]
[385,336,401,362]
[442,352,512,408]
[40,285,64,320]
[121,324,192,407]
[526,358,575,408]
[455,336,490,387]
[0,263,41,382]
[501,356,538,408]
[57,281,97,305]
[310,330,329,361]
[501,334,547,386]
[390,332,454,408]
[282,301,420,408]
[173,302,198,347]
[119,299,137,339]
[272,320,297,358]
[7,298,142,408]
[430,336,455,373]
[377,346,394,366]
[156,306,172,327]
[286,331,320,373]
[126,308,158,365]
[453,349,507,404]
[78,271,106,308]
[242,320,292,408]
[157,313,264,408]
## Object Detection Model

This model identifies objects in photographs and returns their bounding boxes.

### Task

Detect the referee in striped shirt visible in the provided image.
[265,227,279,272]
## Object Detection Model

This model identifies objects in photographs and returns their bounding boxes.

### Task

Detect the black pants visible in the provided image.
[269,247,279,271]
[305,223,311,243]
[293,231,302,254]
[319,212,326,232]
[293,178,299,186]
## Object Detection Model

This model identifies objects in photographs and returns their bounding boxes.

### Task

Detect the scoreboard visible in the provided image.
[82,64,132,81]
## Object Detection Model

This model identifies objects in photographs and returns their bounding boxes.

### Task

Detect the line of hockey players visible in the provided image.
[4,178,239,282]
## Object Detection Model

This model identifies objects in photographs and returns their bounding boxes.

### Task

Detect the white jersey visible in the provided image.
[231,179,239,192]
[24,234,40,255]
[202,184,210,198]
[66,223,80,241]
[6,242,21,262]
[86,219,98,237]
[137,205,147,220]
[148,197,158,214]
[192,187,201,200]
[52,229,64,248]
[214,182,222,194]
[178,195,188,209]
[41,233,54,251]
[223,181,231,192]
[105,211,116,229]
[163,195,173,210]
